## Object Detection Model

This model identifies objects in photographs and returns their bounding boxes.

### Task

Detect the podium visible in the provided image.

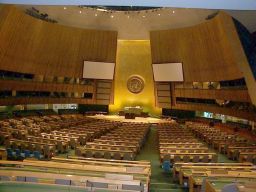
[125,113,136,119]
[122,106,146,119]
[124,106,143,115]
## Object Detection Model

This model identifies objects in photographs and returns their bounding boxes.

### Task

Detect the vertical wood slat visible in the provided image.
[0,5,117,78]
[150,11,243,82]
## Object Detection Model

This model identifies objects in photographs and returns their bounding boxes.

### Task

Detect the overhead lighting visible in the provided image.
[95,13,98,17]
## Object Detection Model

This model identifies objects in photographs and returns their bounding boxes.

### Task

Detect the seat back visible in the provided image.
[211,155,218,163]
[174,155,181,162]
[15,148,21,156]
[104,152,111,159]
[94,151,103,158]
[33,151,41,159]
[221,183,239,192]
[246,155,253,162]
[24,150,30,158]
[113,152,121,160]
[26,177,38,183]
[85,150,93,158]
[202,155,209,163]
[0,176,11,181]
[192,155,200,163]
[162,160,171,172]
[183,155,190,163]
[55,179,71,185]
[123,153,132,161]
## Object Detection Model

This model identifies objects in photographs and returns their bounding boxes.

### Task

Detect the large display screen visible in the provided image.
[153,63,184,82]
[83,61,115,80]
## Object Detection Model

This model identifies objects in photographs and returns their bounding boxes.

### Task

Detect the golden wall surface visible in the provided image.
[109,40,161,115]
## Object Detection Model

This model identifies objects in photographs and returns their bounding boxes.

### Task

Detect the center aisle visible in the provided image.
[136,126,185,192]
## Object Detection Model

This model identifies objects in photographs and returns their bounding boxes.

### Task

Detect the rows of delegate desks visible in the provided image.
[158,121,256,192]
[186,121,256,164]
[158,122,218,163]
[171,121,256,192]
[76,122,150,160]
[173,162,256,192]
[0,157,151,192]
[0,115,116,158]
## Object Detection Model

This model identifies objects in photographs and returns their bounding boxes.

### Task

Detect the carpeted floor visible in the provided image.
[136,126,186,192]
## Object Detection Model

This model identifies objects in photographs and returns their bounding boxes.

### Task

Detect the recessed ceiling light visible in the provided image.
[95,13,98,17]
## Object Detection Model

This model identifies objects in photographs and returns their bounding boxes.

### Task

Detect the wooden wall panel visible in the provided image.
[175,88,251,102]
[0,97,94,106]
[0,79,94,93]
[150,11,243,82]
[95,80,113,105]
[155,82,171,108]
[172,103,256,121]
[0,5,117,78]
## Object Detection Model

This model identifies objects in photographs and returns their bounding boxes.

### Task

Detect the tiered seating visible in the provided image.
[187,121,256,164]
[76,122,149,160]
[165,121,256,192]
[0,158,151,192]
[0,114,116,159]
[173,162,256,192]
[158,122,217,163]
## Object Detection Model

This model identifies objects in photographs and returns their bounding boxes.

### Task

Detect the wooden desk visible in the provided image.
[227,146,256,159]
[160,148,209,154]
[180,166,255,187]
[172,162,253,181]
[205,178,256,192]
[160,152,217,163]
[189,171,256,192]
[238,152,256,163]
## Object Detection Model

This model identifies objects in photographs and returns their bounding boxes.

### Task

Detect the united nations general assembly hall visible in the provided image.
[0,1,256,192]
